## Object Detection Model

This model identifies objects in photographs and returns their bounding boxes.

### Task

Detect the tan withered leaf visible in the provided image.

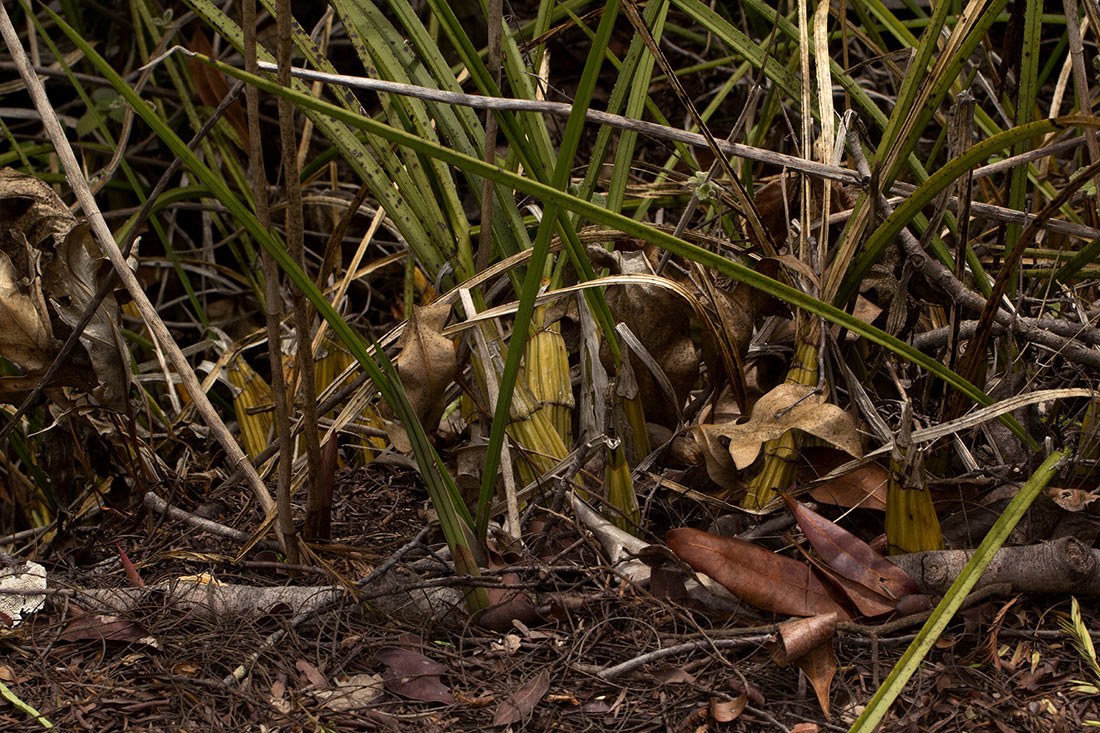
[666,527,851,619]
[0,248,56,372]
[694,383,862,471]
[394,301,457,432]
[710,695,746,723]
[0,168,129,408]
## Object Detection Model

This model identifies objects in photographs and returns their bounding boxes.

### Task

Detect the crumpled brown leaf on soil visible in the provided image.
[0,167,129,409]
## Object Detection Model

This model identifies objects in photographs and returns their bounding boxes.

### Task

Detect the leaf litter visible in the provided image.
[3,3,1100,732]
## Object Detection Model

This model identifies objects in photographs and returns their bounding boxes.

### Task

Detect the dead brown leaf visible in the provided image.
[808,462,889,511]
[770,615,837,718]
[0,247,55,372]
[797,643,837,719]
[782,492,918,603]
[666,527,851,619]
[694,383,862,471]
[312,674,385,712]
[375,646,455,705]
[0,168,129,408]
[491,670,550,727]
[770,613,838,667]
[295,658,328,690]
[185,28,249,148]
[57,613,158,648]
[710,694,746,722]
[598,247,698,427]
[388,300,457,448]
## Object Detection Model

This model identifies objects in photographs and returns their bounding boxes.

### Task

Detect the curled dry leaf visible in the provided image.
[598,247,698,427]
[666,527,851,619]
[710,694,746,723]
[0,168,129,409]
[1046,487,1099,512]
[770,612,837,667]
[693,424,741,491]
[44,222,130,409]
[693,384,863,471]
[387,300,457,449]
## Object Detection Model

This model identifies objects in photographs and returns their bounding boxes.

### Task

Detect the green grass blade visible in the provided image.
[50,8,487,608]
[850,449,1066,732]
[840,116,1100,305]
[185,0,454,279]
[177,50,1054,443]
[1002,0,1044,295]
[475,0,624,539]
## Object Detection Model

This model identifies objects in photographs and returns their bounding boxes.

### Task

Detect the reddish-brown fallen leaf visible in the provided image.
[803,554,896,618]
[797,643,836,719]
[477,550,542,632]
[491,670,550,727]
[57,614,158,648]
[808,463,888,510]
[185,29,249,148]
[375,647,454,705]
[666,528,851,619]
[781,492,918,601]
